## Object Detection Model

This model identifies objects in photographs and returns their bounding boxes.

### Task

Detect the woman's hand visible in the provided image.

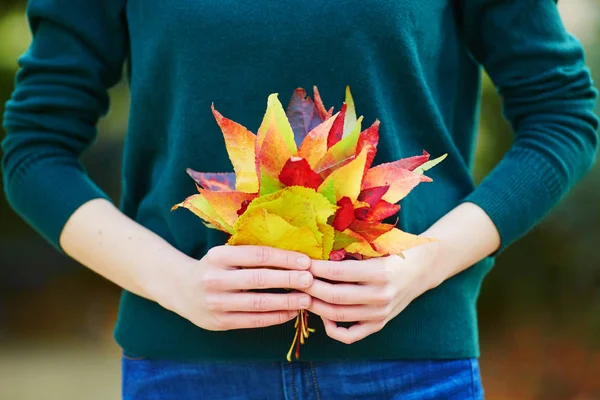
[303,242,442,344]
[161,245,315,331]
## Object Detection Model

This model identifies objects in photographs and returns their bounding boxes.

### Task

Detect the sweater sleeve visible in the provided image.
[458,0,599,253]
[1,1,128,251]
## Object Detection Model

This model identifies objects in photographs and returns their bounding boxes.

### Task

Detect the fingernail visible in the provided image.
[298,273,311,287]
[288,311,298,318]
[299,296,310,308]
[296,256,310,268]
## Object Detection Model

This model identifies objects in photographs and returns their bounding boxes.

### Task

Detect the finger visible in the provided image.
[321,317,385,345]
[207,293,311,312]
[302,279,390,305]
[216,310,298,330]
[309,258,395,283]
[224,268,313,290]
[308,298,388,322]
[207,245,311,270]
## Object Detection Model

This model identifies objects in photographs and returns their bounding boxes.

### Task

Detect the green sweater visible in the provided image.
[2,1,598,361]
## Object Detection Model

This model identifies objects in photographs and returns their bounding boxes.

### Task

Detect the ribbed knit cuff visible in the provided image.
[4,153,111,252]
[461,148,566,254]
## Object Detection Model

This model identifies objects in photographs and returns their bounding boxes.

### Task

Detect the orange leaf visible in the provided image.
[200,189,257,227]
[313,86,333,120]
[171,194,233,233]
[211,105,259,193]
[258,123,294,185]
[372,228,436,255]
[298,114,337,169]
[363,165,432,203]
[348,220,394,243]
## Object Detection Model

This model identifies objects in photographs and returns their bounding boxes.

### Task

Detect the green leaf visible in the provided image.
[343,86,357,137]
[317,178,336,205]
[413,153,448,175]
[333,230,360,251]
[259,171,284,196]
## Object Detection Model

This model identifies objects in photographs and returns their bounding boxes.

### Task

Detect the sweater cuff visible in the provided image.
[461,148,566,254]
[4,154,111,252]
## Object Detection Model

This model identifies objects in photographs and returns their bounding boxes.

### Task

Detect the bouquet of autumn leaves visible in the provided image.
[173,87,445,361]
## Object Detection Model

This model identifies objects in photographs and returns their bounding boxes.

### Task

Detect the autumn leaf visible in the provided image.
[332,197,355,231]
[231,187,336,260]
[279,157,324,190]
[372,228,437,256]
[313,86,333,120]
[356,120,380,174]
[186,169,235,192]
[359,200,400,222]
[343,86,357,137]
[341,229,383,258]
[348,220,394,243]
[297,114,338,169]
[319,223,335,260]
[315,116,363,174]
[413,153,448,175]
[332,230,360,251]
[363,164,432,203]
[211,105,259,193]
[199,190,257,227]
[318,147,368,202]
[357,186,389,207]
[327,103,347,149]
[256,93,298,156]
[172,194,234,234]
[229,208,323,259]
[286,88,325,146]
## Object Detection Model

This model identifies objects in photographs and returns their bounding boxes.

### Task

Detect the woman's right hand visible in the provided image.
[161,245,314,331]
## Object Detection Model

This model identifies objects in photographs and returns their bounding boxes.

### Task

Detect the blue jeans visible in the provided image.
[122,356,484,399]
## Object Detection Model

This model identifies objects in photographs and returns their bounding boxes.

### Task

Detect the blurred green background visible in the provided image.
[1,2,599,399]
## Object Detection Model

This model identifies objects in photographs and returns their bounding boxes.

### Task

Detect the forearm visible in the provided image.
[59,198,189,306]
[419,202,500,288]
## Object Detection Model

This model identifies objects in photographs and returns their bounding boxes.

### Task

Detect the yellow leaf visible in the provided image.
[318,223,335,260]
[372,228,437,255]
[172,194,233,234]
[247,186,336,227]
[229,208,323,259]
[343,86,357,137]
[256,93,297,156]
[341,229,383,258]
[318,147,368,202]
[200,190,257,227]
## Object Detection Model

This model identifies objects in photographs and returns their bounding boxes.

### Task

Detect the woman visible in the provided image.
[2,1,598,399]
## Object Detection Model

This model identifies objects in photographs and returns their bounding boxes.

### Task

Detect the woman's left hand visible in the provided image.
[303,241,442,344]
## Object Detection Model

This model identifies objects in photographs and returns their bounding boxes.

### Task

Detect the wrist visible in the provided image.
[406,235,446,292]
[141,250,196,313]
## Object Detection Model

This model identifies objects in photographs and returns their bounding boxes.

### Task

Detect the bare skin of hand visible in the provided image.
[302,242,440,344]
[164,245,315,331]
[302,202,500,344]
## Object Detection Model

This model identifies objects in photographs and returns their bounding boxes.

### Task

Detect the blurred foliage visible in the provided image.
[0,2,599,399]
